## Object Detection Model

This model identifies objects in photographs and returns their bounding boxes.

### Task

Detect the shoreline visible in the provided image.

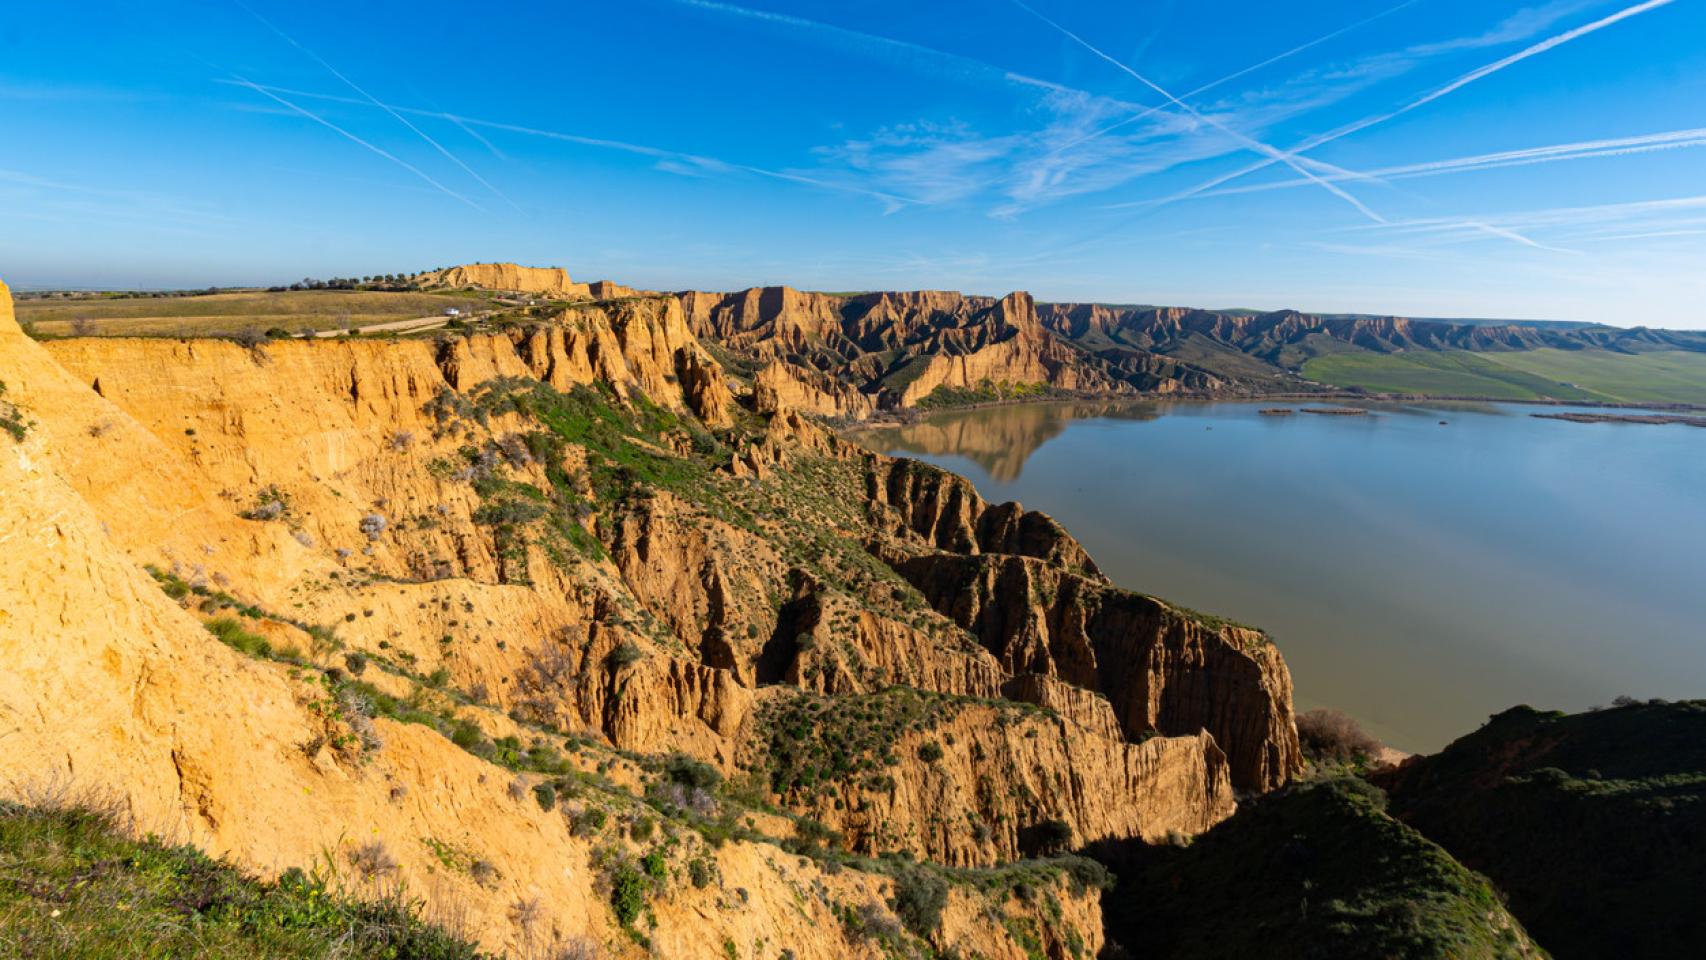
[833,387,1706,432]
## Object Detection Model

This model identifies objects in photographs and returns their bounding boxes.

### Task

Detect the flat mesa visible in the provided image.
[1300,407,1369,416]
[1532,412,1706,428]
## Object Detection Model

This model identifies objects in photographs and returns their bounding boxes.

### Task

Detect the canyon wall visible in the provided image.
[2,273,1301,954]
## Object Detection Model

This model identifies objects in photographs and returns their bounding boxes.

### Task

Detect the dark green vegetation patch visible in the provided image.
[1107,778,1542,960]
[0,801,485,959]
[1378,700,1706,960]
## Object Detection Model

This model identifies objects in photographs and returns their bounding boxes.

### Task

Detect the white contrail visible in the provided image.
[1463,220,1579,254]
[1368,194,1706,232]
[228,77,483,210]
[1336,193,1706,253]
[1007,0,1389,223]
[670,0,1144,111]
[1039,0,1427,163]
[1115,127,1706,205]
[219,80,922,210]
[236,1,519,211]
[1162,0,1679,205]
[1576,227,1706,242]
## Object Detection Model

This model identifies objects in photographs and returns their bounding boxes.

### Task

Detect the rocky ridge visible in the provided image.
[1,275,1298,956]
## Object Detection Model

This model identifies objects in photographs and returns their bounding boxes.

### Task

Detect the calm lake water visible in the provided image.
[852,400,1706,752]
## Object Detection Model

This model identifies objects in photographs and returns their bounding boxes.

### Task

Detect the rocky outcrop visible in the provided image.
[680,287,1131,417]
[884,549,1300,793]
[415,261,643,301]
[752,691,1237,866]
[864,458,1101,576]
[752,360,878,419]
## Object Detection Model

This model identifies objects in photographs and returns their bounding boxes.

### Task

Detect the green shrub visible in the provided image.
[0,381,31,442]
[204,617,299,661]
[918,741,944,763]
[664,754,723,792]
[572,807,607,837]
[889,866,948,937]
[450,719,484,750]
[609,863,648,927]
[689,858,715,888]
[532,782,556,812]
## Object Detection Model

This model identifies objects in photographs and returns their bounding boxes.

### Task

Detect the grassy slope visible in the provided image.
[0,802,484,959]
[1378,701,1706,960]
[1477,348,1706,404]
[1302,349,1706,404]
[1301,351,1597,400]
[1108,778,1544,960]
[17,290,496,337]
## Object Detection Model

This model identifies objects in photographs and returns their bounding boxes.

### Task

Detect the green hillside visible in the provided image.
[1108,778,1545,959]
[1303,349,1706,404]
[1379,701,1706,960]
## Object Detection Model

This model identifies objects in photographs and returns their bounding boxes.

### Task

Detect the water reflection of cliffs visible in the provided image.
[852,400,1159,481]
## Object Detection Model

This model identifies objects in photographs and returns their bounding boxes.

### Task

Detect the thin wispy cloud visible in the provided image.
[1164,0,1679,207]
[235,1,519,212]
[229,77,484,210]
[219,80,921,210]
[1006,0,1389,223]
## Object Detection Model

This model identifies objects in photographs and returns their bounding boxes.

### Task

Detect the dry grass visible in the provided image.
[17,289,495,338]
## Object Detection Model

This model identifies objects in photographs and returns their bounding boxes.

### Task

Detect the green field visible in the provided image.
[1303,348,1706,405]
[17,289,497,338]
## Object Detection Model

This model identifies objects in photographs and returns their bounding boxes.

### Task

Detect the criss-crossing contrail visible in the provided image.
[671,0,1144,112]
[1036,0,1427,167]
[235,1,519,212]
[1161,0,1679,207]
[229,77,483,210]
[1114,127,1706,205]
[1007,0,1389,223]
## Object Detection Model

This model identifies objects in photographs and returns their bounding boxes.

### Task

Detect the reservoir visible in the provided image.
[852,400,1706,752]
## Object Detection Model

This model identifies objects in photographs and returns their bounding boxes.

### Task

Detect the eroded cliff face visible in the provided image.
[1034,300,1706,375]
[880,550,1300,793]
[4,278,1131,958]
[2,270,1300,954]
[680,286,1134,417]
[415,262,642,301]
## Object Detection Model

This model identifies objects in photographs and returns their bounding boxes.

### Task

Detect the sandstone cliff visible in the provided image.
[1036,300,1706,383]
[881,549,1300,793]
[2,268,1304,954]
[679,286,1136,417]
[416,262,642,301]
[3,278,1133,957]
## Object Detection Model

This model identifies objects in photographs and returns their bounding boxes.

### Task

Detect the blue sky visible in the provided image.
[2,0,1703,325]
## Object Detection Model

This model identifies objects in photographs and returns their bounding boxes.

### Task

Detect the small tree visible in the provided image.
[1295,708,1382,762]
